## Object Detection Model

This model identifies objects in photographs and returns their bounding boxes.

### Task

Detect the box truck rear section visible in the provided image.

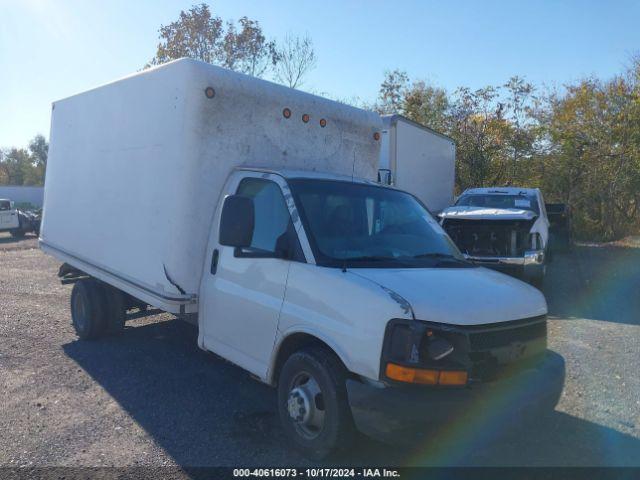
[379,114,455,213]
[41,59,564,459]
[41,58,380,317]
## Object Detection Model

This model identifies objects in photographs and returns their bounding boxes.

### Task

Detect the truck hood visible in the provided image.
[440,206,537,221]
[352,267,546,326]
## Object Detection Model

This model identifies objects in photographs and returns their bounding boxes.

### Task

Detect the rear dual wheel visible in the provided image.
[70,279,126,340]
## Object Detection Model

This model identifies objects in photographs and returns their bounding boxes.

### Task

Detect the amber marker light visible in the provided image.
[302,113,310,123]
[283,108,292,118]
[373,132,381,141]
[439,370,469,386]
[319,118,327,127]
[385,363,468,386]
[204,87,215,98]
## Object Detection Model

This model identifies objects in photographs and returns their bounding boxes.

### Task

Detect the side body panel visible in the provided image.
[42,58,381,312]
[199,172,302,379]
[381,116,455,213]
[272,263,412,383]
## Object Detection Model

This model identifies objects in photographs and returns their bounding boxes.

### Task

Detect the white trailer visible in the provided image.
[379,115,455,213]
[41,59,563,459]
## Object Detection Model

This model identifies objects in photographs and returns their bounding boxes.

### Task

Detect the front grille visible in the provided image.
[468,320,547,350]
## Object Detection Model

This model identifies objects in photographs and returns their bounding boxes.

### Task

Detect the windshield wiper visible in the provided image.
[341,255,398,262]
[412,252,456,259]
[412,253,470,265]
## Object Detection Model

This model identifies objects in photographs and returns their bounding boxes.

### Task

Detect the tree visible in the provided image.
[502,76,536,184]
[147,3,223,67]
[221,17,277,77]
[146,3,277,78]
[402,81,450,133]
[29,134,48,168]
[376,70,409,114]
[273,34,317,88]
[0,135,48,186]
[449,86,511,190]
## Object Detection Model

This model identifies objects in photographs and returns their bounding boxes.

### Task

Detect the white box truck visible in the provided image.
[379,115,455,214]
[41,59,563,459]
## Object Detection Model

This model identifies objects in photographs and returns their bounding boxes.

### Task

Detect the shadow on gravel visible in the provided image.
[544,246,640,326]
[0,232,38,250]
[63,317,640,467]
[0,234,34,244]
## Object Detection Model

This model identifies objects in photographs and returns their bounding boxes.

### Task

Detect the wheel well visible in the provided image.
[271,333,345,385]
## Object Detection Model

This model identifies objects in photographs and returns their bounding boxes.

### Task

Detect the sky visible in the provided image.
[1,0,639,147]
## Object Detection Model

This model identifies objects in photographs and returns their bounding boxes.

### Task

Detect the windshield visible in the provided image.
[455,193,539,214]
[288,179,468,268]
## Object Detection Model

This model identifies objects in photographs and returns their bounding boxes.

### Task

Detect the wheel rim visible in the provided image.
[72,290,88,332]
[287,370,326,440]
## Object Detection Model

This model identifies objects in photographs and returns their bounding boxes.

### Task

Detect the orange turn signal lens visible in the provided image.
[439,370,468,386]
[373,132,381,141]
[204,87,215,98]
[283,108,292,118]
[302,113,310,123]
[385,363,438,385]
[319,118,327,127]
[385,363,467,386]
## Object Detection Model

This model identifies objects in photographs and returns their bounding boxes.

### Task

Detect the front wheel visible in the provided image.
[277,347,355,460]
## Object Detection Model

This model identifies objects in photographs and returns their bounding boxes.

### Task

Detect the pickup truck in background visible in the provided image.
[40,59,564,459]
[439,187,549,287]
[0,199,40,238]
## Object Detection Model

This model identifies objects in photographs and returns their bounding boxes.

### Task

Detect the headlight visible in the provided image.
[381,319,469,386]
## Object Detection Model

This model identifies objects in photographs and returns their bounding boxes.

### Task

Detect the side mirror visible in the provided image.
[377,168,392,185]
[219,195,254,247]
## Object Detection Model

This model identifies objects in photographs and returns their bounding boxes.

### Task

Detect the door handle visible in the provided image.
[210,249,219,275]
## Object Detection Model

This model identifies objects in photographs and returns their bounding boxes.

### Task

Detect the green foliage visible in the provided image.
[0,134,48,186]
[375,61,640,241]
[146,3,277,77]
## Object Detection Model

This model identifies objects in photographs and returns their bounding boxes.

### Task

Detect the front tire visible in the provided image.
[277,346,355,460]
[70,279,108,340]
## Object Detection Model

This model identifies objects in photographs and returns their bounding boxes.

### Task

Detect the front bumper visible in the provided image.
[347,350,565,443]
[465,250,545,279]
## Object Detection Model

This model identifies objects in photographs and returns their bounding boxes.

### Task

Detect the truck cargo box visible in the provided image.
[41,58,382,313]
[379,115,455,213]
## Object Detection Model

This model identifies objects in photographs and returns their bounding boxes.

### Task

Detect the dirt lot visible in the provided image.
[0,231,638,467]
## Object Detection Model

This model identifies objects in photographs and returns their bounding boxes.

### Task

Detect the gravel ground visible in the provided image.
[0,231,638,467]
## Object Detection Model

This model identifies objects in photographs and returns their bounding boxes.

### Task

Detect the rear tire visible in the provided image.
[9,228,25,238]
[277,346,355,460]
[70,279,108,340]
[102,284,126,335]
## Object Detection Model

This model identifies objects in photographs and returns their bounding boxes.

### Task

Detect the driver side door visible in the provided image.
[199,172,301,380]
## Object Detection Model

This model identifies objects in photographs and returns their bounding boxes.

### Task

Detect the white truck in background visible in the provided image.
[40,59,563,459]
[0,198,40,237]
[440,187,550,287]
[378,115,455,213]
[0,199,20,232]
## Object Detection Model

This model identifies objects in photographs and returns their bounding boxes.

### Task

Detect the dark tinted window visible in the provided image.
[289,179,467,269]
